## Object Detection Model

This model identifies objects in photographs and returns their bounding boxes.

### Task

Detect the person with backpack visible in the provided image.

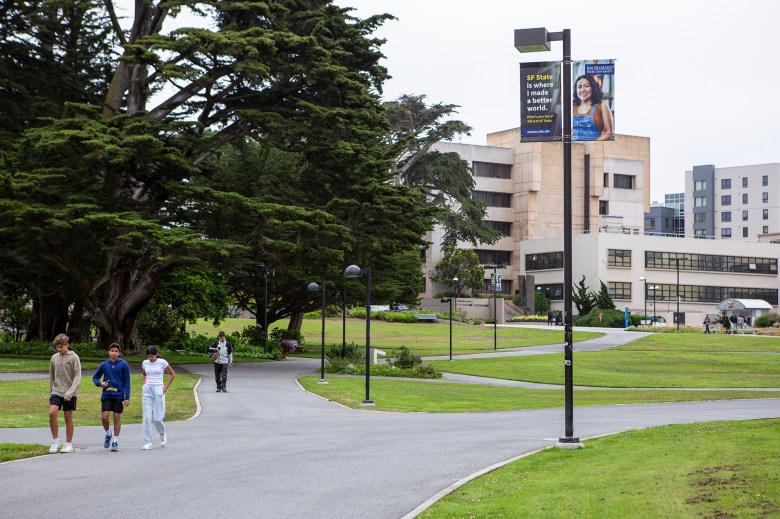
[209,331,233,392]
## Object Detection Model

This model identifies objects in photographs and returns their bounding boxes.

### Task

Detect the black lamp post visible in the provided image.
[452,277,458,314]
[639,276,648,322]
[441,297,453,361]
[673,256,686,332]
[259,263,275,348]
[344,264,374,405]
[515,27,580,448]
[485,264,502,350]
[307,282,328,384]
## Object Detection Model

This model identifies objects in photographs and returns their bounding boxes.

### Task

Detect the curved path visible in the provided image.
[1,330,779,518]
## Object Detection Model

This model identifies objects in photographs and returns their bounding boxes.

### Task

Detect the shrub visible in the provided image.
[238,324,265,346]
[389,346,421,369]
[269,327,304,345]
[754,312,780,328]
[574,308,628,328]
[326,342,364,362]
[280,339,298,356]
[384,311,418,323]
[510,314,547,323]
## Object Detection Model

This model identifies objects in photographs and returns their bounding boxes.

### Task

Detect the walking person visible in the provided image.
[209,331,233,392]
[737,315,745,330]
[93,343,131,451]
[703,315,711,334]
[141,346,176,450]
[49,333,82,453]
[547,309,553,326]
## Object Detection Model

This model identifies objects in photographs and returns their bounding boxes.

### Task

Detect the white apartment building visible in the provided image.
[686,163,780,240]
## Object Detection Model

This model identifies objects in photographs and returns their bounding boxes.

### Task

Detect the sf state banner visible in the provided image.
[572,59,615,141]
[519,61,561,142]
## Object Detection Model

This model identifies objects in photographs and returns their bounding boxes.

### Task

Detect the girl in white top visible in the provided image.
[141,346,176,450]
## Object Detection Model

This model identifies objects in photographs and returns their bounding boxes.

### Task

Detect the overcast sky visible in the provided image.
[336,0,780,202]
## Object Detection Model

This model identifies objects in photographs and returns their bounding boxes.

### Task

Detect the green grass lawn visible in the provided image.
[188,317,603,356]
[427,350,780,388]
[421,419,780,518]
[0,374,198,428]
[298,376,780,412]
[621,332,780,352]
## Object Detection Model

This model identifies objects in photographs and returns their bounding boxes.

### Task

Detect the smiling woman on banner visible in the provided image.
[572,74,614,141]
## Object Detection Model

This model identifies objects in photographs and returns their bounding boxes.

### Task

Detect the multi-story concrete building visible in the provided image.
[686,163,780,240]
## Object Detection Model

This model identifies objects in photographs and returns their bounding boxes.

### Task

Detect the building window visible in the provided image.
[599,200,609,215]
[721,195,731,206]
[484,220,512,236]
[763,175,769,187]
[742,177,748,188]
[742,193,748,204]
[694,213,706,223]
[648,218,656,229]
[721,212,731,222]
[743,227,749,238]
[694,180,707,191]
[476,250,512,266]
[645,250,778,274]
[763,192,769,203]
[764,226,769,234]
[613,174,635,189]
[537,283,564,301]
[764,209,769,220]
[721,178,731,189]
[474,191,512,208]
[525,251,563,271]
[639,283,778,305]
[608,282,631,300]
[608,249,631,267]
[721,228,731,238]
[473,161,512,179]
[742,210,749,221]
[694,229,707,237]
[695,197,706,207]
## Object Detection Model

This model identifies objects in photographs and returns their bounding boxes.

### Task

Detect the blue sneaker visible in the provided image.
[104,430,112,449]
[111,439,118,451]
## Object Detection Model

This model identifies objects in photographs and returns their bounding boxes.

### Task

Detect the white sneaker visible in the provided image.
[60,443,74,453]
[111,439,119,451]
[49,440,60,453]
[160,433,167,447]
[142,442,153,450]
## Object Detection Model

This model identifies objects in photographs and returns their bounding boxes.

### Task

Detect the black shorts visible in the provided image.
[101,399,124,414]
[49,394,77,411]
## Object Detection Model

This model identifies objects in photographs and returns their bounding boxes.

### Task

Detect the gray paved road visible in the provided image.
[2,332,779,518]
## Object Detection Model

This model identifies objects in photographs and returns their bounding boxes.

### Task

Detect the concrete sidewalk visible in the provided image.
[1,345,779,518]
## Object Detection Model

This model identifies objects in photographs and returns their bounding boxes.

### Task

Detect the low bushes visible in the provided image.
[754,312,780,328]
[324,344,441,379]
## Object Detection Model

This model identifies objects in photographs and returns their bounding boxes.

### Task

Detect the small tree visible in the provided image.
[572,275,597,315]
[432,246,484,297]
[535,291,550,313]
[594,281,616,310]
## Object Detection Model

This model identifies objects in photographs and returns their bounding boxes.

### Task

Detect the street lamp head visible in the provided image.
[307,282,321,292]
[514,28,552,52]
[639,276,646,282]
[452,277,458,283]
[344,264,363,278]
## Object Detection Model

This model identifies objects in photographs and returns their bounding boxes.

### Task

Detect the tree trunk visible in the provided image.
[30,293,69,342]
[66,300,92,343]
[288,311,303,332]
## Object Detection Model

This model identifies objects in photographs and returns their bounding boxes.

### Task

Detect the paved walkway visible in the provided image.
[1,329,779,518]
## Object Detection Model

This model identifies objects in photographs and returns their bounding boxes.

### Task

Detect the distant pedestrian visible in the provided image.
[723,314,732,334]
[93,343,131,451]
[209,331,233,392]
[547,309,553,326]
[141,346,176,450]
[737,315,745,329]
[703,315,711,334]
[49,333,81,453]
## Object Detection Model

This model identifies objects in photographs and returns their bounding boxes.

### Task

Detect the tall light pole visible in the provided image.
[307,282,328,384]
[452,277,458,314]
[441,297,453,361]
[485,264,502,350]
[650,285,659,322]
[259,263,275,349]
[515,27,581,448]
[344,265,374,405]
[639,276,648,322]
[673,256,686,332]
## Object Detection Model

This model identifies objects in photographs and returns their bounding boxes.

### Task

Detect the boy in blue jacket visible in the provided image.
[93,343,131,451]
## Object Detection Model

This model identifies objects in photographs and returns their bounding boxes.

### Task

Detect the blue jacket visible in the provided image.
[92,358,131,401]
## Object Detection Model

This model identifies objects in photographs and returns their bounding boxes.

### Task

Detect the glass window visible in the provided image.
[694,213,706,223]
[484,220,512,236]
[764,209,769,220]
[648,218,656,228]
[599,200,608,215]
[764,226,769,234]
[721,212,731,222]
[608,282,631,300]
[694,180,707,191]
[721,228,732,238]
[613,174,634,189]
[536,284,564,301]
[743,227,749,238]
[608,249,631,267]
[763,175,768,187]
[525,252,563,271]
[721,178,731,189]
[695,197,706,207]
[742,177,748,188]
[763,192,769,203]
[640,283,777,305]
[473,161,512,179]
[742,193,749,204]
[474,191,512,208]
[721,195,731,206]
[742,210,749,221]
[694,229,707,237]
